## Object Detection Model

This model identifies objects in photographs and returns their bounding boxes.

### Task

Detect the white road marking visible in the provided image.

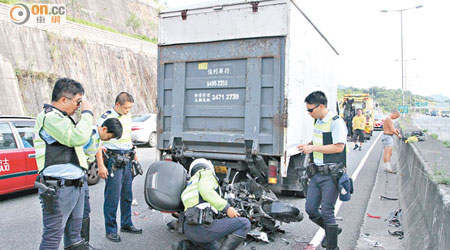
[308,132,383,247]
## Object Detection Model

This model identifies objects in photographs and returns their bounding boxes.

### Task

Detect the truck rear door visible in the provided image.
[158,37,284,156]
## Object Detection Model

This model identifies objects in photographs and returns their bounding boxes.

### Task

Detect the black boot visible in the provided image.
[310,217,342,248]
[325,224,340,250]
[219,234,245,250]
[311,217,328,247]
[172,240,195,250]
[81,217,101,250]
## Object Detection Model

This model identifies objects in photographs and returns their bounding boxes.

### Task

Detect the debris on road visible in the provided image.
[380,195,398,201]
[386,208,402,228]
[360,233,387,249]
[367,213,381,219]
[388,230,404,239]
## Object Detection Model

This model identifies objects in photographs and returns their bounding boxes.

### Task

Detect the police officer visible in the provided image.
[96,92,142,242]
[33,78,93,250]
[174,158,251,250]
[297,91,347,250]
[65,118,123,250]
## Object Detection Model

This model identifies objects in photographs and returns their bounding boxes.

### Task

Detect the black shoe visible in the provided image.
[64,240,90,250]
[359,146,362,151]
[353,145,358,150]
[105,233,121,242]
[120,225,143,234]
[87,243,101,250]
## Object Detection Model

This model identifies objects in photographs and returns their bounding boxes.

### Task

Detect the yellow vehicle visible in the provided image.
[340,94,374,139]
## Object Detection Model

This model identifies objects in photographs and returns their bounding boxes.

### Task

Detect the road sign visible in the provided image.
[398,105,408,113]
[415,102,428,107]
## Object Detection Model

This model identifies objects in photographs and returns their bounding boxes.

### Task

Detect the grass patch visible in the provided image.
[66,16,157,44]
[435,176,450,185]
[0,0,20,4]
[423,129,428,133]
[432,167,450,185]
[431,134,439,140]
[443,141,450,148]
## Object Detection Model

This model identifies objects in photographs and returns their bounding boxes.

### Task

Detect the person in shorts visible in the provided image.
[352,109,365,151]
[382,111,402,173]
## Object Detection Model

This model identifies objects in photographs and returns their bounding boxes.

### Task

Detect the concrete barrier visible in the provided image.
[395,123,450,250]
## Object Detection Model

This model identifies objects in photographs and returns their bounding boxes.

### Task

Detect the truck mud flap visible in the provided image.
[281,154,308,193]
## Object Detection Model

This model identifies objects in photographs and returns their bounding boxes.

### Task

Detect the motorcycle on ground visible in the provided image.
[144,160,304,243]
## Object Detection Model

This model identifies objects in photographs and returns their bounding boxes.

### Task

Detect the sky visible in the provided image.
[163,0,449,98]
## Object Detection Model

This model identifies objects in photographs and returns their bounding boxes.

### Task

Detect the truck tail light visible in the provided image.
[268,160,278,184]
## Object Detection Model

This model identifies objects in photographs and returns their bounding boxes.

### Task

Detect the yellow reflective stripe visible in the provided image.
[312,117,333,164]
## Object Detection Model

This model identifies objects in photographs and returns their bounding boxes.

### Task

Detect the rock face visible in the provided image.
[20,0,160,40]
[0,2,157,118]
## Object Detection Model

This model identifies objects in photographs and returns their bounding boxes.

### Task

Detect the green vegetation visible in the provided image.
[432,167,450,185]
[15,69,58,84]
[126,12,142,32]
[66,16,157,44]
[0,0,18,4]
[431,134,439,140]
[0,0,20,4]
[338,86,434,114]
[442,141,450,148]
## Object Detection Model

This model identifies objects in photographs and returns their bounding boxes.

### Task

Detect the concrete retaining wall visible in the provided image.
[395,124,450,249]
[0,3,157,117]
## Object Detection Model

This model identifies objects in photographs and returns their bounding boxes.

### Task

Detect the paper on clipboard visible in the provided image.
[281,143,303,177]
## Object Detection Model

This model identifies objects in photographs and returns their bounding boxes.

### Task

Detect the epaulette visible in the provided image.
[101,110,112,119]
[332,115,340,120]
[44,105,53,114]
[91,129,96,136]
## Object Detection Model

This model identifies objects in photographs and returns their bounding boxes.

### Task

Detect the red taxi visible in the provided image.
[0,116,38,195]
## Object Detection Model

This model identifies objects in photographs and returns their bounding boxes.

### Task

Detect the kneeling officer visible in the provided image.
[174,159,251,250]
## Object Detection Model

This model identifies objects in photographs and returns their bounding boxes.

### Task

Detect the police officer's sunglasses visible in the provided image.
[307,104,320,113]
[64,96,82,106]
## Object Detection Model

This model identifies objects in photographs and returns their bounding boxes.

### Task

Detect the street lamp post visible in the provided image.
[381,5,423,108]
[394,58,416,107]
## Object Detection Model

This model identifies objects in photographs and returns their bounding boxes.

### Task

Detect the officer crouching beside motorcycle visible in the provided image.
[173,159,251,250]
[297,91,348,250]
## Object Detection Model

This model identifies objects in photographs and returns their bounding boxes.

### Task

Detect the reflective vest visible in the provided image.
[83,129,101,163]
[33,104,93,172]
[98,109,132,150]
[181,169,227,212]
[312,115,347,165]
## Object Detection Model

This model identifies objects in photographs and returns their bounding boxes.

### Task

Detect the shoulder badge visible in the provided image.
[44,105,53,114]
[333,115,340,121]
[101,110,112,119]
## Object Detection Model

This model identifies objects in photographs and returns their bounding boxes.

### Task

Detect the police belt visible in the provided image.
[106,149,134,168]
[43,176,84,188]
[185,206,215,226]
[106,149,133,157]
[309,163,344,175]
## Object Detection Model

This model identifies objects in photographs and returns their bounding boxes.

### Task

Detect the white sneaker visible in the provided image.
[385,163,395,173]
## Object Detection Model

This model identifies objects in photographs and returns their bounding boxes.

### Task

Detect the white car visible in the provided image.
[131,114,157,147]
